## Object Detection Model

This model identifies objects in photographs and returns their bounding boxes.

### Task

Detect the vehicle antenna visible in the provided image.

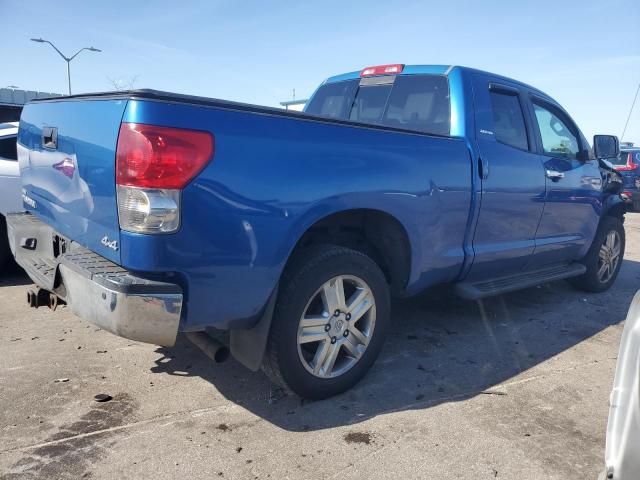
[621,82,640,141]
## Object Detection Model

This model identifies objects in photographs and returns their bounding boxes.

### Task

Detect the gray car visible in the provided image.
[602,291,640,479]
[0,122,21,269]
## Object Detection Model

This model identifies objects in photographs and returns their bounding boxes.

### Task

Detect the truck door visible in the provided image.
[466,74,546,281]
[525,96,602,266]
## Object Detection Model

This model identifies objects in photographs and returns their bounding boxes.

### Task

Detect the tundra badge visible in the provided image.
[21,189,37,209]
[101,236,119,251]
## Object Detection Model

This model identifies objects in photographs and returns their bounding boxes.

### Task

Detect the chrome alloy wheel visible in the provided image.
[296,275,376,379]
[597,230,622,283]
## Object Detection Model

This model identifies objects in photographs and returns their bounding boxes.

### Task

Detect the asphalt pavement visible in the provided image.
[2,215,639,479]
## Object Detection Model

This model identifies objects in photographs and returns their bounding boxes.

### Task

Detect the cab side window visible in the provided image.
[489,90,529,151]
[532,103,580,159]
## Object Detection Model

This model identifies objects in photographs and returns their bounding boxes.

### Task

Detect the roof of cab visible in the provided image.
[324,64,554,104]
[325,65,452,83]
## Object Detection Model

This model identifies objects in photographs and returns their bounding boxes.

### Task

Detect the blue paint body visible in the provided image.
[16,66,620,332]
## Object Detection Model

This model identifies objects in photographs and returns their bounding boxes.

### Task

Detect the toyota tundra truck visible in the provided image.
[7,64,625,399]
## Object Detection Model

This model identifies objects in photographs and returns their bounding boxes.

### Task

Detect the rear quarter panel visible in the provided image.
[121,100,473,330]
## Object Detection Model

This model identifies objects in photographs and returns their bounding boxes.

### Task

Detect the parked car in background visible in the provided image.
[7,65,625,399]
[610,143,640,211]
[0,122,21,269]
[603,290,640,480]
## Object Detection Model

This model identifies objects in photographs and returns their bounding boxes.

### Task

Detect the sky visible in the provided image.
[1,0,639,144]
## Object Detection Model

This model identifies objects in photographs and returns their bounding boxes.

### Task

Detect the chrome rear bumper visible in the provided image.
[7,212,182,346]
[59,264,182,346]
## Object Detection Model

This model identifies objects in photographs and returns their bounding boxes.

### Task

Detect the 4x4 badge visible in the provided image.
[101,236,118,251]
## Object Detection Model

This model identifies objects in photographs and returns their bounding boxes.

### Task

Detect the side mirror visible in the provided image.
[593,135,620,159]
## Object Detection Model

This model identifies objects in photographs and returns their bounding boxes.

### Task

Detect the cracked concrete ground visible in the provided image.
[2,215,639,479]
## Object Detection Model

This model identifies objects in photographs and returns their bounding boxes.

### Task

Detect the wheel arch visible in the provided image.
[603,196,626,222]
[283,207,415,297]
[231,204,418,372]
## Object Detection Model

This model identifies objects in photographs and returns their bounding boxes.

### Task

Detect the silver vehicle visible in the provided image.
[0,122,21,269]
[603,291,640,479]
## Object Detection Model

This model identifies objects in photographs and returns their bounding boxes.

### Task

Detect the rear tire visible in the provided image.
[263,245,390,400]
[570,216,625,293]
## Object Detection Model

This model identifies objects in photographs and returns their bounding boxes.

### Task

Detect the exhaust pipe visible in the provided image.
[27,288,51,308]
[185,331,230,363]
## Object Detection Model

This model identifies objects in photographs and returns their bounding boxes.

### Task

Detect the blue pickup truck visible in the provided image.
[7,64,625,399]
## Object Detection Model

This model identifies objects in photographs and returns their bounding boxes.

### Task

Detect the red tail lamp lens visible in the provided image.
[116,123,214,189]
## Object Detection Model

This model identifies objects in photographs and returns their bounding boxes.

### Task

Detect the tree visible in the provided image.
[106,75,139,91]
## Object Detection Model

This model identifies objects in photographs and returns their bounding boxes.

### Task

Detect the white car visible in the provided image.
[0,122,22,269]
[603,291,640,479]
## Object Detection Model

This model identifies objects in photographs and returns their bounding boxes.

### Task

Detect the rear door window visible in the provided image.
[305,75,450,136]
[489,90,529,151]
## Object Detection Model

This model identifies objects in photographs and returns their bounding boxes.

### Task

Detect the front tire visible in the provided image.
[570,216,625,293]
[263,245,390,400]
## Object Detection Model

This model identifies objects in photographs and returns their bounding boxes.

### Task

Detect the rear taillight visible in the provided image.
[116,123,214,189]
[360,64,404,77]
[115,123,214,234]
[614,153,637,171]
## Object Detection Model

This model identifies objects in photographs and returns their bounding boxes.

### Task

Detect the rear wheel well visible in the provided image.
[288,210,411,296]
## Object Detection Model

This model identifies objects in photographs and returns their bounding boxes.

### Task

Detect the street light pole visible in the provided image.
[30,38,101,95]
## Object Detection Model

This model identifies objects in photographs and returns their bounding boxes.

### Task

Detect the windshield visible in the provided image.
[305,74,451,136]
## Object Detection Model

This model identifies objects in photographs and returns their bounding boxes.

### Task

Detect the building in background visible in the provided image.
[279,99,307,112]
[0,88,62,122]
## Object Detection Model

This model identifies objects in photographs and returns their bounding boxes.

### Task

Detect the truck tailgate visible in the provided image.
[17,98,128,263]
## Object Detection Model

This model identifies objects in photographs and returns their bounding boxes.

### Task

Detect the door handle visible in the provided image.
[546,170,564,181]
[478,156,489,180]
[42,127,58,150]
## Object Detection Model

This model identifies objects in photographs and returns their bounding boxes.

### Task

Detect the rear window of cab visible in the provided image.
[305,74,450,136]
